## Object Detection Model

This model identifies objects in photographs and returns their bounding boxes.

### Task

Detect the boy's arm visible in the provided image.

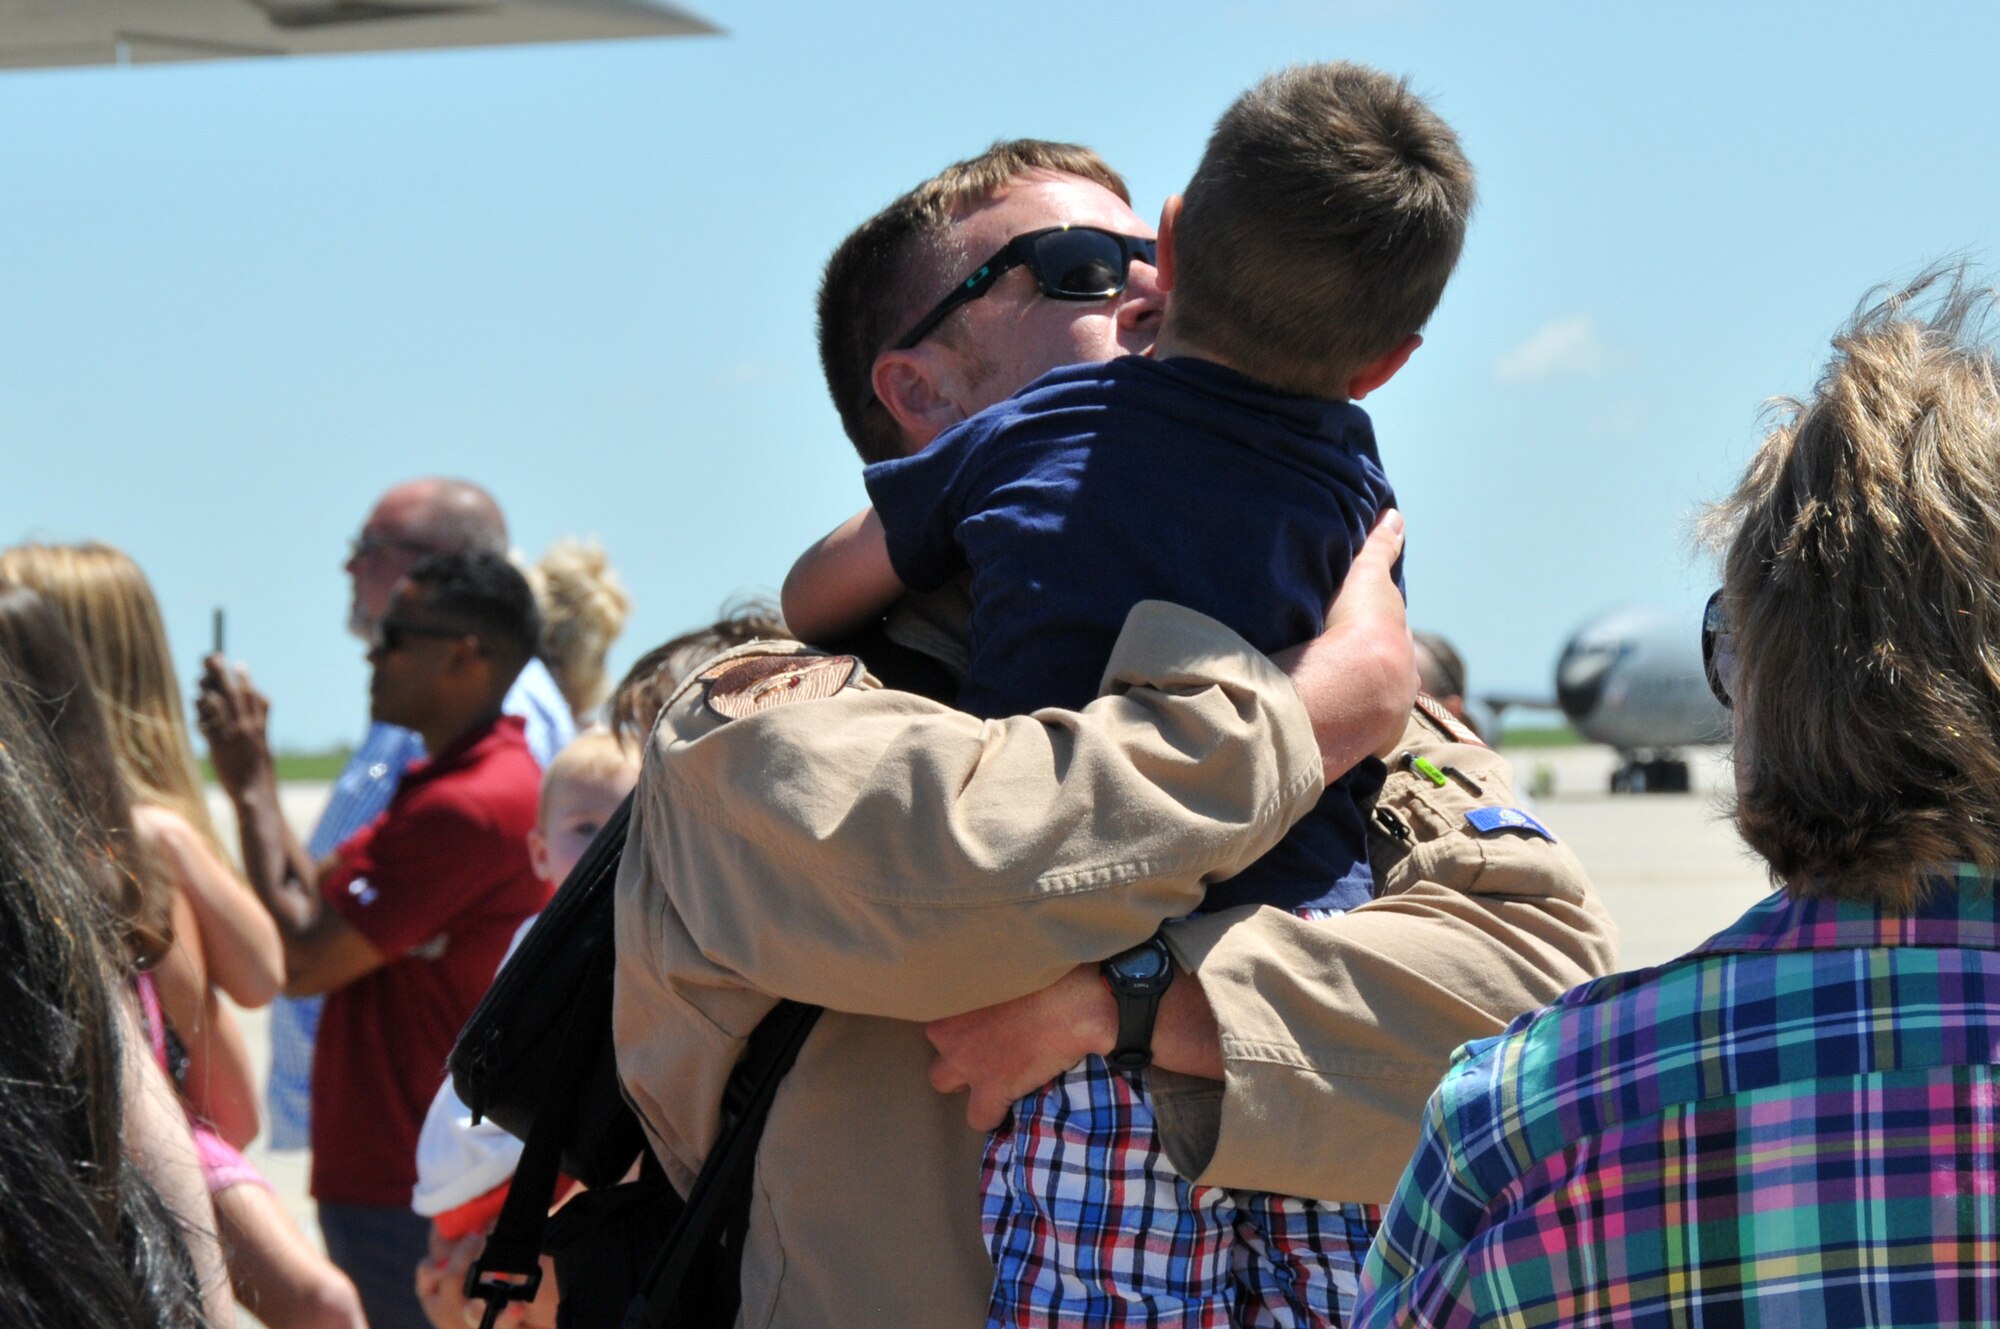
[781,507,909,646]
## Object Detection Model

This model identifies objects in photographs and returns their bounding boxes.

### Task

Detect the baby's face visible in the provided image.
[531,770,637,886]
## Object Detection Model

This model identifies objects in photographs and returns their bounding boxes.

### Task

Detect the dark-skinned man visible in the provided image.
[199,551,549,1329]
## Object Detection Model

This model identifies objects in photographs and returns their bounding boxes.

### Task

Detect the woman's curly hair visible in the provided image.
[524,538,632,724]
[1704,266,2000,907]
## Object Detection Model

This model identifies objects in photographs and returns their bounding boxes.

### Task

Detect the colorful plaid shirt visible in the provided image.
[1357,865,2000,1328]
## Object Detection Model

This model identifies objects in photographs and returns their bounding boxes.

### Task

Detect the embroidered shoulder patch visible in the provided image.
[700,654,864,720]
[1464,806,1555,842]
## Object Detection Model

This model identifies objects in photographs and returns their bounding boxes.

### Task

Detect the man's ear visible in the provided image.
[1347,334,1422,401]
[871,350,968,454]
[1155,196,1183,294]
[445,635,490,685]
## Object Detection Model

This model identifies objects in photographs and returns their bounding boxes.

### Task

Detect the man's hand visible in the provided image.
[1273,508,1418,775]
[195,655,274,799]
[193,653,380,993]
[925,960,1228,1129]
[926,965,1116,1130]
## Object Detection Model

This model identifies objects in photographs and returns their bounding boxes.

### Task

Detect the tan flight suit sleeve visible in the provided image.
[1151,715,1621,1205]
[644,600,1326,1022]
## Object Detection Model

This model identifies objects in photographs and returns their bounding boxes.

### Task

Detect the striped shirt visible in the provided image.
[1357,865,2000,1328]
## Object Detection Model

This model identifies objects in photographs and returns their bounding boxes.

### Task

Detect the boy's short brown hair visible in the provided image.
[1170,63,1476,400]
[818,140,1130,465]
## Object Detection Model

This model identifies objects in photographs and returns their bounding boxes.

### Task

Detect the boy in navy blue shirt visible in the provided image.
[785,63,1474,1329]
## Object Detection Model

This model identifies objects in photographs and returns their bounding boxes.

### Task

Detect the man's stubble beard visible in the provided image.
[932,323,1000,410]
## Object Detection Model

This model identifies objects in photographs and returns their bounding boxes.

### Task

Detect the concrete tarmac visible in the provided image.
[214,748,1773,1291]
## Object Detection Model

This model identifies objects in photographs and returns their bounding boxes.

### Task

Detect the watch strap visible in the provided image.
[1101,937,1173,1071]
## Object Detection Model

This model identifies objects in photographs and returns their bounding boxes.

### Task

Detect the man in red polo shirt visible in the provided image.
[201,551,550,1329]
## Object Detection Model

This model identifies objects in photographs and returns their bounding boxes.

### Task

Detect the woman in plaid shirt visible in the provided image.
[1358,268,2000,1328]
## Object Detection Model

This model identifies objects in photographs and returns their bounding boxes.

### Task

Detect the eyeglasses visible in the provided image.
[372,617,473,654]
[890,225,1159,353]
[1701,589,1735,709]
[348,533,436,562]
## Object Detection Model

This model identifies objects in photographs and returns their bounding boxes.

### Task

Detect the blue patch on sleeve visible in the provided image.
[1465,807,1555,841]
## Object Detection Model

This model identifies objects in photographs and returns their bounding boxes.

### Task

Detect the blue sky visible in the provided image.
[3,0,1995,748]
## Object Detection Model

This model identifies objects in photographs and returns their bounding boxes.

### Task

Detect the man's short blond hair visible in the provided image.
[1705,268,2000,907]
[1170,63,1475,400]
[818,140,1131,465]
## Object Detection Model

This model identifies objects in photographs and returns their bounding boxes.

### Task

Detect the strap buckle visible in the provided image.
[465,1258,543,1329]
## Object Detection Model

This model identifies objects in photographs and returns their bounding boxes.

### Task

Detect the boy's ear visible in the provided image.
[1347,334,1422,401]
[527,828,551,884]
[870,350,969,454]
[1155,195,1183,294]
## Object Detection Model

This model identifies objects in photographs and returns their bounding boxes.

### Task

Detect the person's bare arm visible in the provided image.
[121,993,237,1326]
[780,507,908,645]
[196,656,389,998]
[151,893,263,1148]
[134,802,284,1007]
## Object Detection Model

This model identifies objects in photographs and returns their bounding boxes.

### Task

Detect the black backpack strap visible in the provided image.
[465,984,601,1329]
[625,999,823,1329]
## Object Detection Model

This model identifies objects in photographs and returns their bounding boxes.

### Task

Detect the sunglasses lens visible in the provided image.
[1030,230,1133,297]
[1701,591,1733,709]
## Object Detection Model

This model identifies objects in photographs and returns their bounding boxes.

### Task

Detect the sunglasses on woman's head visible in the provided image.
[1701,589,1735,709]
[890,225,1159,353]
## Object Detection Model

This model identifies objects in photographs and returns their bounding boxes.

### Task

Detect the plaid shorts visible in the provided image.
[982,1053,1380,1328]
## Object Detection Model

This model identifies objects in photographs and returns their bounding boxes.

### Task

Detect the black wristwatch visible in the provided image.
[1100,935,1175,1071]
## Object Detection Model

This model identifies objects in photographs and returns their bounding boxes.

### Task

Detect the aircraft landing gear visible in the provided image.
[1610,756,1691,794]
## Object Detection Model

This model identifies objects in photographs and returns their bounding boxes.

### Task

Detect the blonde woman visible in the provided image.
[1,541,364,1329]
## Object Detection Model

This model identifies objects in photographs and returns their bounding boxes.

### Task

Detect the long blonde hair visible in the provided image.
[0,543,225,858]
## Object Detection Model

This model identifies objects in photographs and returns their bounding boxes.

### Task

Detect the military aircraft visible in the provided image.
[1489,605,1729,793]
[0,0,715,70]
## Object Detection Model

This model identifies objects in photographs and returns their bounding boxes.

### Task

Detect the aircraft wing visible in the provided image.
[0,0,716,70]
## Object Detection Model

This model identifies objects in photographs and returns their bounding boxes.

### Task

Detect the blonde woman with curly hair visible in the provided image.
[523,537,631,728]
[1361,269,2000,1326]
[1,541,365,1329]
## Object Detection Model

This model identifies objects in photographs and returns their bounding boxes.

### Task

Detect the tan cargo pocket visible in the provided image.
[1367,713,1588,904]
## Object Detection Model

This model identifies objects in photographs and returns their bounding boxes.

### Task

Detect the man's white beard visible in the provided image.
[347,597,376,642]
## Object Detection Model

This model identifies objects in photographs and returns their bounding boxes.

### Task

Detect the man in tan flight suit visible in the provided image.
[614,140,1618,1328]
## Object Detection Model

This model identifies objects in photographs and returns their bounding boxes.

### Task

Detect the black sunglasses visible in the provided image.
[372,617,474,654]
[890,225,1158,353]
[1701,590,1735,709]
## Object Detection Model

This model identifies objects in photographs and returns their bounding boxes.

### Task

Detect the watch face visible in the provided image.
[1109,943,1170,984]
